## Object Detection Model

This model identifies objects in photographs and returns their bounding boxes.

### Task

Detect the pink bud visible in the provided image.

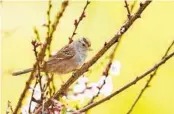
[31,40,36,46]
[82,12,86,18]
[74,19,78,26]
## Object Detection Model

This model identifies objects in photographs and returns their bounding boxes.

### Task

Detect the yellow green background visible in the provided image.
[1,1,174,114]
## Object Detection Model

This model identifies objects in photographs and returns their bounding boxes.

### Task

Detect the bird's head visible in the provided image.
[78,37,92,51]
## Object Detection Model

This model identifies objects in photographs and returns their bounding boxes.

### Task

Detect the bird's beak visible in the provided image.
[88,47,93,51]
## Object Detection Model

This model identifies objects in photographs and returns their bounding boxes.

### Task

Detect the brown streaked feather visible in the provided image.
[46,45,75,65]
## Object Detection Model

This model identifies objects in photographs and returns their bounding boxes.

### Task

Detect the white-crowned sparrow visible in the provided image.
[12,38,91,76]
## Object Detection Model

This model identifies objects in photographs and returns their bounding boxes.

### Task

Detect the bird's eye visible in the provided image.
[82,43,86,47]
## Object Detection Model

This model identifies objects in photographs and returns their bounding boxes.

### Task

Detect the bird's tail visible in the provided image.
[12,68,33,76]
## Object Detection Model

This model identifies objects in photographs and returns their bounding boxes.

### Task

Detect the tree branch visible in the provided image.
[76,50,174,113]
[69,0,91,43]
[126,39,174,114]
[29,40,42,113]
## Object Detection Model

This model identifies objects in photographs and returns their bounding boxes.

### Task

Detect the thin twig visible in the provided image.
[29,79,39,113]
[126,39,174,114]
[45,0,56,98]
[124,0,131,19]
[6,101,13,114]
[44,73,56,97]
[33,1,151,114]
[33,40,43,94]
[76,51,174,113]
[69,0,90,43]
[29,40,42,113]
[87,43,119,104]
[13,1,69,114]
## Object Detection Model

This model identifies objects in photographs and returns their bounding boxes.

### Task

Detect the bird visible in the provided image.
[12,37,91,76]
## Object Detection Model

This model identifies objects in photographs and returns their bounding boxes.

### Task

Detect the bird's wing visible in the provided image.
[46,45,75,65]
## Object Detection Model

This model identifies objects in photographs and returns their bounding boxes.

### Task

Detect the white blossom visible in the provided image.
[87,83,99,96]
[41,75,48,84]
[21,99,38,114]
[97,75,106,87]
[22,106,28,114]
[22,83,41,114]
[68,94,85,103]
[77,76,88,84]
[84,89,94,99]
[29,84,41,100]
[109,60,121,76]
[54,111,59,114]
[100,76,113,96]
[73,83,86,93]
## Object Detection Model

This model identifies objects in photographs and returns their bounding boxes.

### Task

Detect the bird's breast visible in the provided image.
[75,51,87,65]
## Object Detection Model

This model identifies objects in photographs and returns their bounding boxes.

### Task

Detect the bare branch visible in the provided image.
[69,0,91,43]
[76,51,174,113]
[126,39,174,114]
[124,0,131,19]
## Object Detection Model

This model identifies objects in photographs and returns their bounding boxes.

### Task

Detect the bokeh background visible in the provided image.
[1,1,174,114]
